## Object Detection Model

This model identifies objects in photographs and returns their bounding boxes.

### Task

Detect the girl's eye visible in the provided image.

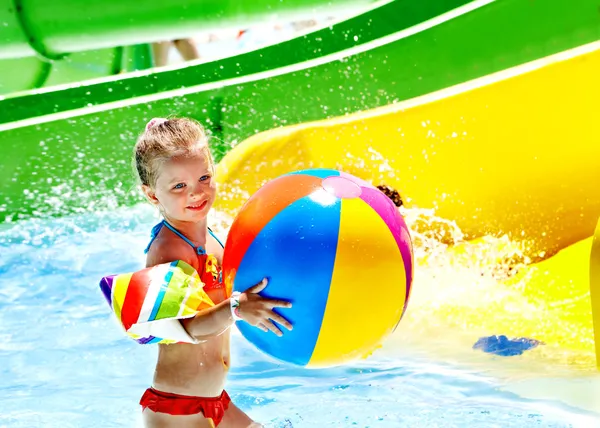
[173,183,185,189]
[199,175,210,182]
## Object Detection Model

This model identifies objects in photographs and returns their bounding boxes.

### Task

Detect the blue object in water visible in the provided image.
[473,335,543,356]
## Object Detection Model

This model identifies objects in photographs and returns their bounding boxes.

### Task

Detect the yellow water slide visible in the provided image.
[215,41,600,366]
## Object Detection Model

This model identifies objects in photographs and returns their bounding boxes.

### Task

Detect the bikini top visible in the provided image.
[145,220,225,291]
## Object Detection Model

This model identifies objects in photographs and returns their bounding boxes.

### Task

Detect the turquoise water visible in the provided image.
[0,205,598,427]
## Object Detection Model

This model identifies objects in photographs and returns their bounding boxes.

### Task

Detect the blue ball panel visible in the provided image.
[233,194,341,366]
[286,168,341,179]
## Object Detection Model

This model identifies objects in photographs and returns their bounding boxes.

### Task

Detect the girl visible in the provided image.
[134,117,293,427]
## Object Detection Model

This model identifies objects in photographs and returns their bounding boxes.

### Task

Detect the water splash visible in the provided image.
[0,203,599,426]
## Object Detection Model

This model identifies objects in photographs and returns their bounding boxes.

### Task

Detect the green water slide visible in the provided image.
[0,45,155,95]
[0,0,368,94]
[0,0,598,223]
[0,0,177,93]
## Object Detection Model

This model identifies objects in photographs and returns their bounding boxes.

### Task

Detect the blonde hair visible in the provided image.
[134,117,212,187]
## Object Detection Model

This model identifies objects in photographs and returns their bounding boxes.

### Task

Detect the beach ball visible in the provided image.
[222,169,413,367]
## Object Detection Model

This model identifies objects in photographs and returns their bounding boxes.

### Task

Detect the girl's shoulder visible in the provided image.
[145,230,199,270]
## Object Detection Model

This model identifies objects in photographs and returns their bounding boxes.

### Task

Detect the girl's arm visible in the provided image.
[147,238,292,342]
[182,279,293,341]
[181,299,235,340]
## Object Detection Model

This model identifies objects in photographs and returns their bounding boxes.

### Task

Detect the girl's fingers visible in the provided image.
[266,299,292,309]
[270,313,293,331]
[248,278,268,294]
[264,320,283,337]
[257,323,268,332]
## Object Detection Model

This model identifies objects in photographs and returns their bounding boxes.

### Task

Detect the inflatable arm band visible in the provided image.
[99,260,215,345]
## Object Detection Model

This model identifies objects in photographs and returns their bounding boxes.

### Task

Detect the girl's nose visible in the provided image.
[190,182,203,197]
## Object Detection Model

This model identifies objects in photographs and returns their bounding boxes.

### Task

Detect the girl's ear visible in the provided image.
[141,185,160,206]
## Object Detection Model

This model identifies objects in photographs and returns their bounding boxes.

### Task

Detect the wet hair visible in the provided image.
[133,117,212,187]
[376,184,403,207]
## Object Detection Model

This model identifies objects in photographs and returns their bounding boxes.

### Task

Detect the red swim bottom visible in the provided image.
[140,387,231,426]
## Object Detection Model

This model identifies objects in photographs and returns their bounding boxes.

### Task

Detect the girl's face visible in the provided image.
[143,152,216,222]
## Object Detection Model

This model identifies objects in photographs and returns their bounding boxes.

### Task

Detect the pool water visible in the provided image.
[1,205,599,427]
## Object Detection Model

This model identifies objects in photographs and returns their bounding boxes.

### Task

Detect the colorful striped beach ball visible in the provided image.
[222,169,413,368]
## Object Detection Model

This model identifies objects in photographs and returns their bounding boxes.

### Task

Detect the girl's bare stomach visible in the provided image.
[152,330,230,397]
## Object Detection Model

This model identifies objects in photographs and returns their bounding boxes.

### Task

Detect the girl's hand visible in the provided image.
[238,279,293,336]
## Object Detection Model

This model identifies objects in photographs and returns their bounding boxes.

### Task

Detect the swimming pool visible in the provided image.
[1,205,598,427]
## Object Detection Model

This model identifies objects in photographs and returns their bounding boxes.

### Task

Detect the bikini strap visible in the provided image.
[145,220,224,255]
[144,222,165,254]
[208,227,225,249]
[161,221,206,255]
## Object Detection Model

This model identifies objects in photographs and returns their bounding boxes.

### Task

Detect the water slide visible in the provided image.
[0,0,364,94]
[216,41,600,366]
[1,0,597,221]
[0,46,151,95]
[1,0,599,365]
